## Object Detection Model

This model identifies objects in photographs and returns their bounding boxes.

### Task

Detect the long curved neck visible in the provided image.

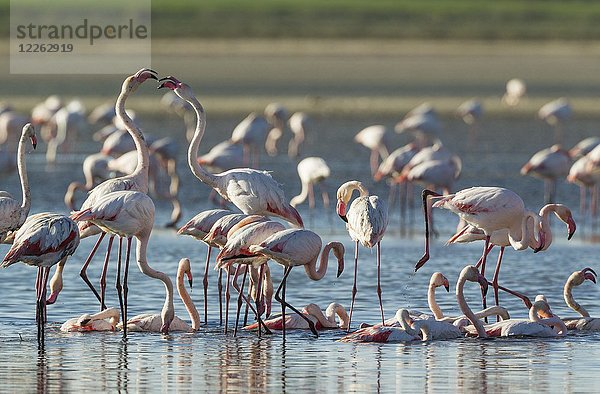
[115,82,149,190]
[325,303,349,329]
[456,275,488,338]
[304,242,342,280]
[308,306,337,329]
[177,267,201,330]
[564,273,589,317]
[136,235,174,327]
[508,211,539,250]
[16,130,31,219]
[185,94,218,188]
[428,283,444,320]
[538,205,556,251]
[290,180,310,207]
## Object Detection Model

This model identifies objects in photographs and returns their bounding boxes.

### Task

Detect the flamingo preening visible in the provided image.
[336,180,388,329]
[61,307,120,332]
[244,302,349,331]
[158,76,304,228]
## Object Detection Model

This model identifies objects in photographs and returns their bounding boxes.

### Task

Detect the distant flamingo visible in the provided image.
[0,109,29,155]
[569,137,600,158]
[247,228,346,338]
[231,112,270,167]
[64,153,113,210]
[0,123,37,243]
[521,144,571,203]
[76,68,156,306]
[1,213,80,341]
[502,78,526,107]
[61,307,120,332]
[198,140,244,207]
[354,125,390,176]
[339,309,430,343]
[336,180,388,328]
[290,157,331,213]
[287,112,309,158]
[88,101,116,126]
[567,155,599,216]
[158,76,303,227]
[119,258,200,332]
[395,111,441,146]
[456,99,483,146]
[539,98,572,144]
[400,159,460,196]
[45,100,87,164]
[178,209,233,323]
[264,102,288,156]
[244,302,349,331]
[562,267,600,330]
[71,190,174,335]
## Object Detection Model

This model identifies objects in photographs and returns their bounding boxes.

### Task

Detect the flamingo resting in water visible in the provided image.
[339,309,431,343]
[244,302,349,331]
[336,180,388,329]
[61,307,120,332]
[158,76,303,228]
[562,267,600,331]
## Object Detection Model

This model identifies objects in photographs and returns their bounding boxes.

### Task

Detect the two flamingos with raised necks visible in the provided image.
[416,186,576,312]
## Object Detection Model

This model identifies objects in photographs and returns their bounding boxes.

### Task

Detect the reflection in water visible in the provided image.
[36,348,47,394]
[117,339,129,392]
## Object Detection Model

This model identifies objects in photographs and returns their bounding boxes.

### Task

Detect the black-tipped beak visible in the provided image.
[31,135,37,150]
[444,283,450,292]
[338,214,348,223]
[79,318,91,326]
[567,218,576,240]
[478,274,489,297]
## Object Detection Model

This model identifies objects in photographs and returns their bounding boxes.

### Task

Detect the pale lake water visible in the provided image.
[1,111,600,393]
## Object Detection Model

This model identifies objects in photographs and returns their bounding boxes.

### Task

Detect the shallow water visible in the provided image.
[1,112,600,392]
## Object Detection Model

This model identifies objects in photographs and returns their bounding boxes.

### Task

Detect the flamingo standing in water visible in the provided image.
[336,180,388,329]
[177,209,233,323]
[158,76,303,228]
[61,307,120,332]
[264,102,288,157]
[521,144,571,203]
[244,302,349,331]
[290,157,331,215]
[76,68,156,308]
[287,112,309,158]
[71,190,174,336]
[456,99,483,146]
[247,228,346,339]
[567,155,599,217]
[502,78,526,107]
[562,267,600,330]
[1,213,80,341]
[119,258,200,332]
[231,112,270,167]
[354,125,389,177]
[0,123,36,243]
[64,153,113,210]
[538,98,572,144]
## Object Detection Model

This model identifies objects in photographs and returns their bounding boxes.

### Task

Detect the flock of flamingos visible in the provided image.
[1,69,599,346]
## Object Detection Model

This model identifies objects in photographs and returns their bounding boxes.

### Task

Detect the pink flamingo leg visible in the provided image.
[415,189,442,271]
[79,232,106,303]
[376,242,385,325]
[347,240,359,332]
[231,265,271,336]
[218,268,223,325]
[99,235,115,311]
[491,246,505,321]
[233,265,247,336]
[115,236,124,329]
[122,236,132,338]
[203,246,212,325]
[477,236,491,318]
[224,267,231,334]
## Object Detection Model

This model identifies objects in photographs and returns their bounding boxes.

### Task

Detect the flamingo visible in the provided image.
[0,123,37,243]
[336,180,388,328]
[569,137,600,158]
[76,68,156,306]
[456,99,483,146]
[247,228,346,339]
[177,208,233,324]
[31,95,62,144]
[417,187,576,308]
[45,100,87,164]
[158,76,303,228]
[119,258,200,333]
[339,309,430,343]
[264,102,288,156]
[502,78,526,106]
[521,144,571,203]
[1,213,80,341]
[290,157,331,214]
[88,101,116,126]
[160,91,195,141]
[64,153,113,210]
[230,112,270,167]
[215,219,286,335]
[0,109,29,155]
[395,111,441,147]
[538,98,572,144]
[198,140,244,207]
[567,155,599,216]
[400,159,460,196]
[244,302,349,331]
[287,112,309,158]
[60,307,120,332]
[354,125,389,177]
[562,267,600,330]
[71,190,174,335]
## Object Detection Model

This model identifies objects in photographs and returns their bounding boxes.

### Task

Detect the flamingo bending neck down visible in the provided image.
[247,228,345,339]
[562,267,600,330]
[336,180,388,329]
[339,309,430,343]
[120,258,200,332]
[0,123,37,243]
[158,76,303,228]
[61,307,120,332]
[76,68,156,310]
[244,302,349,331]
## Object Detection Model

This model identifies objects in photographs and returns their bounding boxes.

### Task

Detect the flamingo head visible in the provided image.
[123,68,158,93]
[431,272,450,292]
[22,123,37,149]
[462,266,488,296]
[580,267,597,284]
[158,76,196,102]
[330,242,345,278]
[336,199,347,222]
